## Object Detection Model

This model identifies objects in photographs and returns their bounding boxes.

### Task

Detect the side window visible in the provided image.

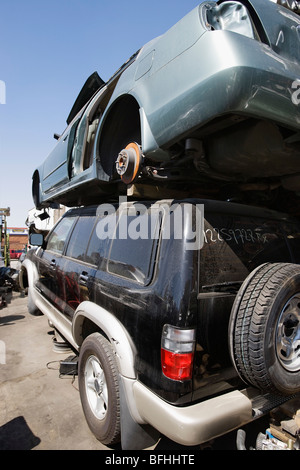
[85,213,114,266]
[46,217,76,254]
[65,216,96,261]
[107,209,160,285]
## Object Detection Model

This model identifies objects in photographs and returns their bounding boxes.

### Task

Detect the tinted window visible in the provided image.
[85,214,114,266]
[46,216,76,254]
[107,210,160,284]
[66,216,96,261]
[281,221,300,263]
[200,214,291,291]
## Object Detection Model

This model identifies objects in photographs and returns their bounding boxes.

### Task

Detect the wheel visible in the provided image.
[229,263,300,396]
[98,95,141,179]
[78,333,121,445]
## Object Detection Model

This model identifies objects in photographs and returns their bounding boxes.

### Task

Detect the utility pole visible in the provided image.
[0,208,10,266]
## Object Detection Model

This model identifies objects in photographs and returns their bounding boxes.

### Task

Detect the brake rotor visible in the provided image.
[116,142,143,184]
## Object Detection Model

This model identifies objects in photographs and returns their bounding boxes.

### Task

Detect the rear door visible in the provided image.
[63,210,98,320]
[194,208,295,401]
[36,215,77,311]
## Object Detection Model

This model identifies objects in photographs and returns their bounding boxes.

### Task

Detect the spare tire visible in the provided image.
[229,263,300,396]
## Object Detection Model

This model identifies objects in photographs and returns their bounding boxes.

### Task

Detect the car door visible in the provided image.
[36,215,77,312]
[40,73,107,198]
[63,211,98,320]
[42,114,83,194]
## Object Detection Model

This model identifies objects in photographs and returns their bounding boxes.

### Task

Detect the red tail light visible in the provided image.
[161,325,196,381]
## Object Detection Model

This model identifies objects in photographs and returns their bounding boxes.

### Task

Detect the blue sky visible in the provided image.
[0,0,201,227]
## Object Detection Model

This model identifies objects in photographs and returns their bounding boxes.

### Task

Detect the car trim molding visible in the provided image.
[36,291,74,348]
[133,381,253,446]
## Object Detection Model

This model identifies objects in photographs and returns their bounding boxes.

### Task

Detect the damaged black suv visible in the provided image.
[20,198,300,449]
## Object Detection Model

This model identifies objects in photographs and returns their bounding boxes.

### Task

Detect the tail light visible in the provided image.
[161,324,196,380]
[204,2,259,41]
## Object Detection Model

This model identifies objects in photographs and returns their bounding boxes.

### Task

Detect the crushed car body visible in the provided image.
[32,0,300,213]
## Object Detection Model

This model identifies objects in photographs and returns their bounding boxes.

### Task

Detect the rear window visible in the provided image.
[107,209,160,285]
[281,221,300,263]
[200,213,293,291]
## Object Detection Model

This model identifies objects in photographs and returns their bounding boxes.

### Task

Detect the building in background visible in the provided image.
[7,227,29,259]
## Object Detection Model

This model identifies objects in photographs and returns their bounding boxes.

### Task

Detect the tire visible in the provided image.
[78,333,121,445]
[229,263,300,396]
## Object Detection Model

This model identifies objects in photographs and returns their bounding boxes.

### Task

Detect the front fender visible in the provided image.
[20,258,39,290]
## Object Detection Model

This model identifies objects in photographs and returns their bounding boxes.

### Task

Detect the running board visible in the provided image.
[252,392,297,418]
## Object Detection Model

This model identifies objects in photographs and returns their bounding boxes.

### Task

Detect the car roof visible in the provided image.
[62,199,296,223]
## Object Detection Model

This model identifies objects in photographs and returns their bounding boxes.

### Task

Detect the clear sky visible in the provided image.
[0,0,202,228]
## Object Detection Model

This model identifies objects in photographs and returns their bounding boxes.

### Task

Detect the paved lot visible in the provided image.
[0,287,269,452]
[0,291,109,450]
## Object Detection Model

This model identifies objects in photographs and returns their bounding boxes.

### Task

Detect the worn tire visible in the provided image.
[78,333,121,445]
[229,263,300,396]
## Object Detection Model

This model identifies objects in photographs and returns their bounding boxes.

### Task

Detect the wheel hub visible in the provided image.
[84,355,108,420]
[276,294,300,372]
[116,142,143,184]
[94,378,103,395]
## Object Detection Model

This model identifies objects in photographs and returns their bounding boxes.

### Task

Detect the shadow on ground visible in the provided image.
[0,314,25,326]
[0,416,41,450]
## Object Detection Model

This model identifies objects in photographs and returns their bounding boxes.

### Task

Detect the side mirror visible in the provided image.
[29,233,44,247]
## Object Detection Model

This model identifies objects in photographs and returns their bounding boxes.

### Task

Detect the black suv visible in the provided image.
[20,198,300,449]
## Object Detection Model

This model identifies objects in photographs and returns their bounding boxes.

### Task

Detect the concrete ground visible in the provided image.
[0,291,109,450]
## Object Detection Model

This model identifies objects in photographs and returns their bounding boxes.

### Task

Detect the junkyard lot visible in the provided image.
[0,292,108,450]
[0,290,268,451]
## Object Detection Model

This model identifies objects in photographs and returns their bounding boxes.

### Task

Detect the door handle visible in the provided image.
[50,259,56,267]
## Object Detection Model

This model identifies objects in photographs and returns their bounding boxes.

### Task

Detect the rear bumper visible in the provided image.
[133,381,253,446]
